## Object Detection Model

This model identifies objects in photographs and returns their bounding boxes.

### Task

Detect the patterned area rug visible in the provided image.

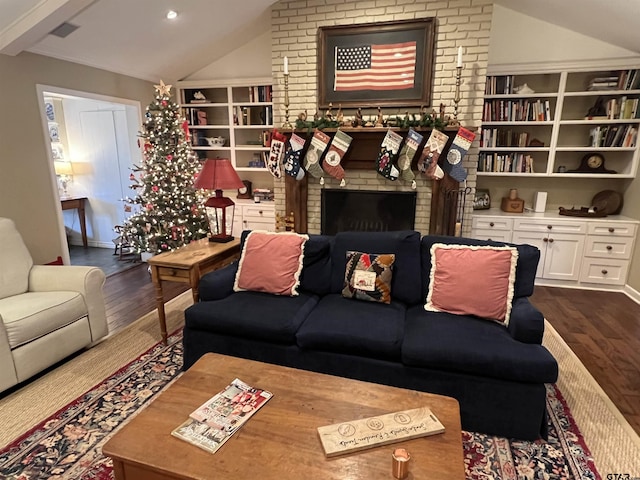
[0,331,600,480]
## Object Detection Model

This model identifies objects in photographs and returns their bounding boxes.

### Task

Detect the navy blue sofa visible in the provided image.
[183,230,558,440]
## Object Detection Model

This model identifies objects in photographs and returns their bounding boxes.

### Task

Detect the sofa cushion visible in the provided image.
[425,244,518,325]
[0,218,33,300]
[331,231,421,305]
[420,235,540,300]
[296,294,405,360]
[234,231,308,296]
[0,291,88,348]
[299,235,333,296]
[402,305,558,384]
[185,291,319,344]
[342,251,395,304]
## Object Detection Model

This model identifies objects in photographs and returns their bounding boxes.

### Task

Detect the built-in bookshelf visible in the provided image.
[479,68,640,178]
[176,78,274,172]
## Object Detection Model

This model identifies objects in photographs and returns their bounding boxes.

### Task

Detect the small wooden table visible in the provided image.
[147,239,241,344]
[60,196,88,247]
[103,353,465,480]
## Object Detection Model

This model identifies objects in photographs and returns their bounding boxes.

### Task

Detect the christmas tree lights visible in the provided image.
[123,80,208,254]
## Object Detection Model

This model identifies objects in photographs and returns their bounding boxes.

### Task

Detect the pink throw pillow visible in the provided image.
[234,231,309,296]
[425,244,518,325]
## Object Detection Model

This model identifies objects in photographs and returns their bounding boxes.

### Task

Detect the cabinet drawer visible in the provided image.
[471,216,513,231]
[242,219,275,232]
[587,222,637,237]
[471,229,512,243]
[584,235,634,260]
[513,218,586,234]
[579,258,629,286]
[243,205,274,219]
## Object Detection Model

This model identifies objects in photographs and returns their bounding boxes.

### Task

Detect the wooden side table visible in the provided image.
[147,238,241,344]
[60,197,88,247]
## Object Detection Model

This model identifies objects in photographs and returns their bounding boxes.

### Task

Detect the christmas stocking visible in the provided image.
[443,126,476,182]
[397,128,423,189]
[303,129,331,183]
[322,130,352,187]
[376,129,403,181]
[283,133,306,181]
[266,130,287,179]
[417,129,449,180]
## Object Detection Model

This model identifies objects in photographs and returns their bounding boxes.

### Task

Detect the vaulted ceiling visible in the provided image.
[1,0,639,82]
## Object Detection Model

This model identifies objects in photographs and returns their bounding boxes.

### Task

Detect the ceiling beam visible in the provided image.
[0,0,96,55]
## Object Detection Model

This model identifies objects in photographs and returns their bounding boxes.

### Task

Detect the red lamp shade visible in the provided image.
[194,159,244,243]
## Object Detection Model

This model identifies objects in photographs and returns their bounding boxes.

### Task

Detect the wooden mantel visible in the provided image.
[282,127,461,234]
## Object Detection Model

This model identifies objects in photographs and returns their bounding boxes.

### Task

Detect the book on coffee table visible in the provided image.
[172,378,272,454]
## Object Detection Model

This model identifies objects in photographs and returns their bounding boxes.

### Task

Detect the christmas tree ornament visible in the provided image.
[304,129,331,182]
[443,126,476,182]
[417,129,449,179]
[397,128,423,189]
[323,130,352,187]
[376,129,403,181]
[283,133,306,180]
[266,130,287,178]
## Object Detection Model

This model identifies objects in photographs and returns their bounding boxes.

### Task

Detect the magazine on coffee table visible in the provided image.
[171,378,272,454]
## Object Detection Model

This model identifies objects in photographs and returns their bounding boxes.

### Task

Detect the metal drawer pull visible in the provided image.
[489,222,494,227]
[543,238,548,243]
[259,211,263,215]
[606,245,613,250]
[547,225,552,230]
[548,238,554,243]
[608,227,615,233]
[601,269,608,275]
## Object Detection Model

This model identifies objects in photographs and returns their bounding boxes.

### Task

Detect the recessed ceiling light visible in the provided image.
[167,10,178,20]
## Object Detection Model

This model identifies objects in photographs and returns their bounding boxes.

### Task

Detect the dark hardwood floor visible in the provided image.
[105,267,640,436]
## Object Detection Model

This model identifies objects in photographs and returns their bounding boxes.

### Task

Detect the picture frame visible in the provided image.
[317,18,436,108]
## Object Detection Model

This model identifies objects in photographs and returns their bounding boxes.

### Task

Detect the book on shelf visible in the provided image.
[172,378,273,454]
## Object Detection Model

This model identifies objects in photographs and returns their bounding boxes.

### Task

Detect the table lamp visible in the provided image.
[194,158,244,243]
[54,161,74,197]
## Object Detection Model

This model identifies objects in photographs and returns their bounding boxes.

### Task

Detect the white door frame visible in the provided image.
[36,84,142,264]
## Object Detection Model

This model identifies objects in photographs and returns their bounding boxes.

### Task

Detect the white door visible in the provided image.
[511,231,546,279]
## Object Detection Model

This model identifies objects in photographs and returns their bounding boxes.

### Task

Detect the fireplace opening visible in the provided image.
[321,190,417,235]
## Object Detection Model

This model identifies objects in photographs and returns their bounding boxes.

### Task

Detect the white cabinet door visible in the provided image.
[511,231,584,281]
[542,232,584,281]
[511,231,547,279]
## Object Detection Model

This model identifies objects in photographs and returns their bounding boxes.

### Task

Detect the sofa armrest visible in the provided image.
[28,265,108,342]
[507,297,545,344]
[198,261,238,301]
[0,315,19,392]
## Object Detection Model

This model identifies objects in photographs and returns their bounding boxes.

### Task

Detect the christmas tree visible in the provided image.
[124,80,208,254]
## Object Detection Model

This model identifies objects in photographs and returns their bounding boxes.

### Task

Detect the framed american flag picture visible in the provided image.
[318,19,436,108]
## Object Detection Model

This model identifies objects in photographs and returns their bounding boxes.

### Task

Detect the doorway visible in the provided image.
[38,85,142,272]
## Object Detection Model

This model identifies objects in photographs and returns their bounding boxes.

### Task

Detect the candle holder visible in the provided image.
[282,72,292,129]
[452,65,462,125]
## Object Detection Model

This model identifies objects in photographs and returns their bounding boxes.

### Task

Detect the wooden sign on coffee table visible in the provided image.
[317,407,445,457]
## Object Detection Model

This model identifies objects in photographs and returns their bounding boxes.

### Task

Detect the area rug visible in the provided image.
[0,331,600,480]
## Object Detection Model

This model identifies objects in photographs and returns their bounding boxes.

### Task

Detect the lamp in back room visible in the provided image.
[194,158,244,243]
[54,161,74,197]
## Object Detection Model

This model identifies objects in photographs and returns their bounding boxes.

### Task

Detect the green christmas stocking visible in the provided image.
[322,130,352,187]
[303,129,331,183]
[397,128,423,189]
[376,129,403,181]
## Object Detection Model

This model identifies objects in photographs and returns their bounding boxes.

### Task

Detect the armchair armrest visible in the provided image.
[0,315,18,392]
[507,297,545,344]
[198,261,239,301]
[29,265,108,341]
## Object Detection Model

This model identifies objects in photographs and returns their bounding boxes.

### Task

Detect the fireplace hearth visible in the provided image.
[321,190,417,235]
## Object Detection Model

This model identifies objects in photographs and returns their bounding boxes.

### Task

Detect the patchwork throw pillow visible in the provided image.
[425,243,518,325]
[342,251,395,304]
[234,231,309,296]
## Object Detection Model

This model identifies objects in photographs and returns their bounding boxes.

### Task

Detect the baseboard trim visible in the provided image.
[623,285,640,305]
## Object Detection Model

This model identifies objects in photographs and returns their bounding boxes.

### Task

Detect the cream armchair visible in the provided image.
[0,217,108,394]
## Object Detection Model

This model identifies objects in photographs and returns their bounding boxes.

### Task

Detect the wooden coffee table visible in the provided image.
[103,353,465,480]
[147,238,240,344]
